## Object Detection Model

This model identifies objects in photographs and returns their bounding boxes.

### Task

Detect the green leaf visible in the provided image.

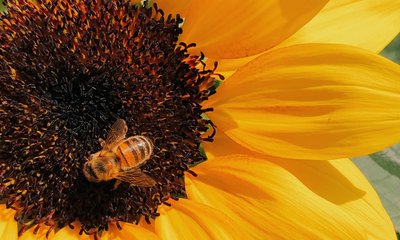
[0,3,6,13]
[381,34,400,64]
[352,146,400,232]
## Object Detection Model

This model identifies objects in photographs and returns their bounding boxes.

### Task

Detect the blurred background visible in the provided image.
[354,34,400,238]
[382,35,400,63]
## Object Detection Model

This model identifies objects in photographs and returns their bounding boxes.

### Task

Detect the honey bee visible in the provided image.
[83,119,156,188]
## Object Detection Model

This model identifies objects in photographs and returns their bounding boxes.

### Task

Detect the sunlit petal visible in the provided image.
[155,199,248,240]
[279,0,400,53]
[152,0,192,17]
[0,205,17,240]
[206,43,400,160]
[156,0,328,59]
[20,225,55,240]
[52,223,90,240]
[186,155,396,239]
[101,223,159,240]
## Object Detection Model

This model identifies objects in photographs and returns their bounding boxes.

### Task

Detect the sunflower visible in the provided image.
[1,0,400,239]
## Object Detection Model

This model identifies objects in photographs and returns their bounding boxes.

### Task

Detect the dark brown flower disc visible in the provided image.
[0,0,221,235]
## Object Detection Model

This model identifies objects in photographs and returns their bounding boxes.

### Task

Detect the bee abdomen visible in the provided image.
[115,136,153,167]
[131,136,153,162]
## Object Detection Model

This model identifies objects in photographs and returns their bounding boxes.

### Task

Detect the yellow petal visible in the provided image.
[52,222,158,240]
[279,0,400,53]
[209,0,400,86]
[20,225,55,240]
[207,55,261,80]
[276,157,397,240]
[0,205,17,240]
[137,220,156,234]
[155,199,248,240]
[101,223,159,240]
[153,0,192,18]
[52,222,90,240]
[202,130,254,159]
[206,43,400,160]
[186,155,396,239]
[156,0,328,59]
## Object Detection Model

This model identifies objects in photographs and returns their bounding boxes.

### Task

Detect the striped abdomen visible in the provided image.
[113,136,153,168]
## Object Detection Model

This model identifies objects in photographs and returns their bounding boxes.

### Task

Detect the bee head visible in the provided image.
[83,161,101,183]
[83,153,114,183]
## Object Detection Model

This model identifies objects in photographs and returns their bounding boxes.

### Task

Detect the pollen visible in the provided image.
[0,0,221,236]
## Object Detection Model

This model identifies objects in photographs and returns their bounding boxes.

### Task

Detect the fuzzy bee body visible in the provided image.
[83,119,156,188]
[114,136,153,169]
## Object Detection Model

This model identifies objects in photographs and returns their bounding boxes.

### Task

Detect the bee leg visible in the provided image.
[98,138,105,147]
[113,180,122,190]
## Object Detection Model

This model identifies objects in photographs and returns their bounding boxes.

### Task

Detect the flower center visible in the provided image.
[0,0,221,236]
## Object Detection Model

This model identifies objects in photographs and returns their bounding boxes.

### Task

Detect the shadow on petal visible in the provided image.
[186,155,395,239]
[271,158,366,204]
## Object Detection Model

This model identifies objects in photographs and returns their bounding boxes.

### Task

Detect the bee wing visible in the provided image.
[112,167,156,187]
[103,119,128,150]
